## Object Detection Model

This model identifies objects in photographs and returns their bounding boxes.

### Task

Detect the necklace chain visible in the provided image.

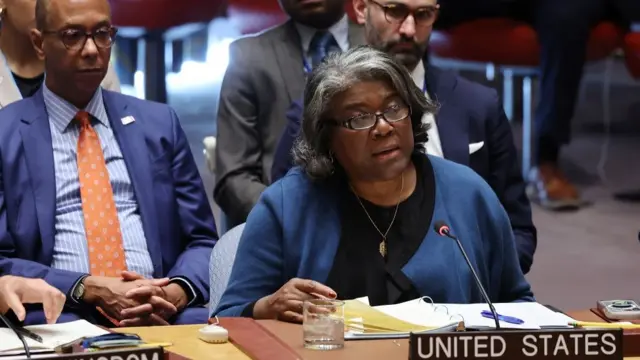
[349,172,405,257]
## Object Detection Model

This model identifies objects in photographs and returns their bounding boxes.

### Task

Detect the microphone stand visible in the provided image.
[437,226,501,330]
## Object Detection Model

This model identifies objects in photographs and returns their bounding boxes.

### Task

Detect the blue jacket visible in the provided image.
[270,66,536,274]
[216,155,534,317]
[0,89,218,308]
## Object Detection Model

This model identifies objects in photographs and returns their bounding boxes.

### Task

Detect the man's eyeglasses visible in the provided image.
[333,105,411,130]
[42,26,118,51]
[369,0,439,27]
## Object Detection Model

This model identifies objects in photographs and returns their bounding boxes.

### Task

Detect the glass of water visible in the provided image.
[302,298,345,350]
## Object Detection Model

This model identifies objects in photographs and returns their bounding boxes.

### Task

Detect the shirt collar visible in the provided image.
[43,82,109,133]
[295,14,350,57]
[411,60,425,89]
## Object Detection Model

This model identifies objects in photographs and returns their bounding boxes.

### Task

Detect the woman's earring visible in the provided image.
[328,152,334,164]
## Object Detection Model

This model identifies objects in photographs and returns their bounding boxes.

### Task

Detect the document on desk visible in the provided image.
[344,297,461,339]
[431,302,577,330]
[344,298,577,339]
[0,320,109,354]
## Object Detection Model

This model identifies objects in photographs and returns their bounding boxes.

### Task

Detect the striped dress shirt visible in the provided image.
[43,85,155,278]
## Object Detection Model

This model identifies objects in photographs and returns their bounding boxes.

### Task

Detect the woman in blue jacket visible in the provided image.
[215,46,534,322]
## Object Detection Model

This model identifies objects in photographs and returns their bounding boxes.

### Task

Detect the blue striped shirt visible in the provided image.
[43,85,154,278]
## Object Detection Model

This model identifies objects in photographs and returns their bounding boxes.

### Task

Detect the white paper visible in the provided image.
[435,302,577,329]
[345,297,463,339]
[0,320,109,353]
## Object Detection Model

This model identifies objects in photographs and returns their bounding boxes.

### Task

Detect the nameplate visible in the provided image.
[19,347,164,360]
[409,328,623,359]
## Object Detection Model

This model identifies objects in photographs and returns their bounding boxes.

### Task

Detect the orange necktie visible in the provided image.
[76,110,126,325]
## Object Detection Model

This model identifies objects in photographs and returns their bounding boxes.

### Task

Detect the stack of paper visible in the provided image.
[0,320,109,355]
[344,297,461,339]
[342,298,577,339]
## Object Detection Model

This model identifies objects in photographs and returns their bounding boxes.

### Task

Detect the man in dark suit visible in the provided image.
[0,0,217,326]
[272,0,537,274]
[214,0,365,230]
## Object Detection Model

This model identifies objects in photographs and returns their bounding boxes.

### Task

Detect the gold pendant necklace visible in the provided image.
[350,172,405,258]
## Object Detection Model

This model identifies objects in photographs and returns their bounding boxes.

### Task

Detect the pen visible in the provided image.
[569,321,640,329]
[481,310,525,325]
[15,326,43,343]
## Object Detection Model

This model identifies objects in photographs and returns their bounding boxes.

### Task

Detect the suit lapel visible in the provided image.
[19,91,56,259]
[0,52,23,108]
[102,92,163,276]
[272,21,306,104]
[426,67,470,165]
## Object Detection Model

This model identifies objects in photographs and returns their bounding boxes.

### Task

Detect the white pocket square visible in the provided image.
[469,141,484,154]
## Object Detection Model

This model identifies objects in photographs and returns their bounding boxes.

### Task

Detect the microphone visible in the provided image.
[433,220,501,330]
[0,312,31,358]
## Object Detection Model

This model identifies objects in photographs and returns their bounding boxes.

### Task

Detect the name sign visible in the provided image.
[409,329,623,360]
[19,347,164,360]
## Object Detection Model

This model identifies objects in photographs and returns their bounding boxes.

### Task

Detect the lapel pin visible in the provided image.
[121,116,135,125]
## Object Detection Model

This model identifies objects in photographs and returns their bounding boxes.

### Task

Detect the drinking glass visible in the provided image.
[302,299,345,350]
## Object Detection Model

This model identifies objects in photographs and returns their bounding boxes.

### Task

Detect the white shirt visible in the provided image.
[295,15,350,67]
[411,60,444,158]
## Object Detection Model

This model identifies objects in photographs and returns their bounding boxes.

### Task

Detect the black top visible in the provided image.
[12,72,44,99]
[324,153,436,306]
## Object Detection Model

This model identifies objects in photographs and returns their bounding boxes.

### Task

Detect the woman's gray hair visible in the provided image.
[292,45,438,180]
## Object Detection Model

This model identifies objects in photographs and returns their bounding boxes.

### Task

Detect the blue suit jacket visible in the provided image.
[271,66,537,274]
[216,155,534,317]
[0,89,218,306]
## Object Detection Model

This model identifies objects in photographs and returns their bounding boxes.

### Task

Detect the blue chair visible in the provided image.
[208,223,245,316]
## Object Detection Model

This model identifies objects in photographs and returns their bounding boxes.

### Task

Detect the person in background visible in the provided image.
[271,0,537,274]
[0,0,217,326]
[0,275,65,324]
[435,0,640,210]
[0,0,120,108]
[214,47,533,321]
[214,0,364,230]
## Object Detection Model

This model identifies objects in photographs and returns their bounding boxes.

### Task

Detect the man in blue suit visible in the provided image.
[0,0,217,326]
[271,0,537,274]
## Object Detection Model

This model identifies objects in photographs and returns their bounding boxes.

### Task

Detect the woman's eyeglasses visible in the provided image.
[333,105,411,130]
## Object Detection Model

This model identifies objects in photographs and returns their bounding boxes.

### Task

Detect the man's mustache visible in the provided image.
[385,40,421,53]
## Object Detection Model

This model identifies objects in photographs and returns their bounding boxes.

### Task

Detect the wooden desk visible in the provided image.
[117,311,640,360]
[114,325,248,360]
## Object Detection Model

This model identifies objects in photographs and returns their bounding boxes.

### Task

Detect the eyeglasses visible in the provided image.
[42,26,118,51]
[369,0,439,27]
[333,105,411,130]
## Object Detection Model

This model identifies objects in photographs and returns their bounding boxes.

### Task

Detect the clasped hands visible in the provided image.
[82,271,189,327]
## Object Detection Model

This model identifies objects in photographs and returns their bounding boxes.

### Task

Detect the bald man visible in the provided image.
[0,0,217,326]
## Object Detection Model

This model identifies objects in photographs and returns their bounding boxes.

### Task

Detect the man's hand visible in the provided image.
[82,275,169,321]
[119,282,188,327]
[0,276,66,324]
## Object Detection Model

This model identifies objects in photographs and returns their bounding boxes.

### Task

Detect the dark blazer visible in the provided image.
[214,19,365,229]
[270,66,537,274]
[0,90,218,314]
[216,155,534,317]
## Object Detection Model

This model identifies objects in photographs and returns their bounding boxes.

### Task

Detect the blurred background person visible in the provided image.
[214,0,364,231]
[435,0,640,210]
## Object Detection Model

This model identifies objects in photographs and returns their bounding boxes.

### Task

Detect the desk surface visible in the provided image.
[114,324,249,360]
[117,310,640,360]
